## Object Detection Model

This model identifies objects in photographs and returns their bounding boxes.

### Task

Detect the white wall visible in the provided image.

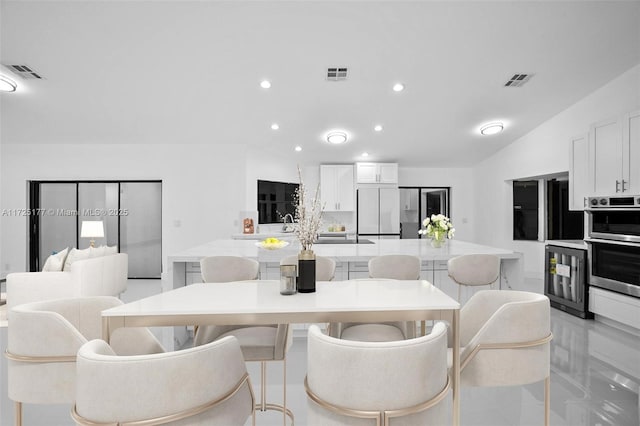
[0,143,247,275]
[399,167,474,241]
[473,64,640,279]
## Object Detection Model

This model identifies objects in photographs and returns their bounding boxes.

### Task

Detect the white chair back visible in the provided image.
[73,337,254,425]
[200,256,259,283]
[306,323,450,425]
[459,290,551,388]
[368,254,421,280]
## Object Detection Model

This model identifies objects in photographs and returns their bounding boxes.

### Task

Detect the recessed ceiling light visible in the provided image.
[362,152,369,157]
[0,75,17,92]
[295,146,302,152]
[260,80,271,89]
[326,131,348,145]
[480,122,504,135]
[374,125,383,132]
[271,123,279,130]
[392,83,405,92]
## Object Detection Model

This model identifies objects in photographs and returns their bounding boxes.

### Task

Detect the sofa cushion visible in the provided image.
[89,246,106,258]
[63,247,91,271]
[104,245,118,255]
[42,248,69,272]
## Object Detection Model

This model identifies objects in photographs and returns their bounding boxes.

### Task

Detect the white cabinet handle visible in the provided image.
[616,180,620,193]
[622,180,628,192]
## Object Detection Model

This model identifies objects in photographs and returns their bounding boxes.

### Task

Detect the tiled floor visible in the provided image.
[1,281,639,425]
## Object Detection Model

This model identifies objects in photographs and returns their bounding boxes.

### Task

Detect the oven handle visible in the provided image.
[585,237,640,247]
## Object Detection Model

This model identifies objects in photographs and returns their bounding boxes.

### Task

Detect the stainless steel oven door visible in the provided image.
[586,238,640,298]
[587,209,640,243]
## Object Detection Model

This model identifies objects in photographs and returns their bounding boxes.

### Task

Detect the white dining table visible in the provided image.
[102,279,462,425]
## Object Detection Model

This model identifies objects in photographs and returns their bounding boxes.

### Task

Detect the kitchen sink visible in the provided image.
[314,239,374,244]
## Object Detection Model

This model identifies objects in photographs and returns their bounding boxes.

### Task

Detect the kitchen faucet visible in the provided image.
[282,213,295,232]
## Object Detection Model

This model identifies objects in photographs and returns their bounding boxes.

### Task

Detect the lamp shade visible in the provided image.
[81,221,104,238]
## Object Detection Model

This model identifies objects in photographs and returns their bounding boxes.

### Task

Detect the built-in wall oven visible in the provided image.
[585,195,640,298]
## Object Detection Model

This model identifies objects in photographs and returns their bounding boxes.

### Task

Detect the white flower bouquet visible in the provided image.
[418,214,455,245]
[293,167,324,251]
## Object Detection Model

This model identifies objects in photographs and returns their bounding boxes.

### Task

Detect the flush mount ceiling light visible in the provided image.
[480,122,504,135]
[361,152,369,157]
[374,125,383,132]
[295,146,302,152]
[270,123,279,130]
[392,83,405,92]
[0,75,17,92]
[260,80,271,89]
[326,131,348,145]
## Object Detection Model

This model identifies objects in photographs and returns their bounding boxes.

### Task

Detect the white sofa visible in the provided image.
[6,253,128,310]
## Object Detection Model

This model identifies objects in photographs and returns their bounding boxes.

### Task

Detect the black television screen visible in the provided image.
[257,180,299,224]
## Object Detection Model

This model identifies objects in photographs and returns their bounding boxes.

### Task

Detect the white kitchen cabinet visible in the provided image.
[320,164,355,211]
[589,117,622,195]
[588,111,640,196]
[569,134,588,210]
[356,163,398,184]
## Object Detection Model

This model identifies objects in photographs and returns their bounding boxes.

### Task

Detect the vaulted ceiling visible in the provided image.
[2,0,639,166]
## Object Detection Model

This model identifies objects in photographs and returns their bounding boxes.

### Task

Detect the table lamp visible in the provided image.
[81,220,104,248]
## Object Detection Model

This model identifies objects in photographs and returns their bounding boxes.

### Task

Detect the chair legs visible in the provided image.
[15,401,22,426]
[255,359,294,425]
[544,376,550,426]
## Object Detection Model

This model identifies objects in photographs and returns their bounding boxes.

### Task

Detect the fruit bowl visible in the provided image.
[255,238,290,250]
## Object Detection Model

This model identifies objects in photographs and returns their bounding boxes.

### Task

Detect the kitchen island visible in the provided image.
[168,238,523,291]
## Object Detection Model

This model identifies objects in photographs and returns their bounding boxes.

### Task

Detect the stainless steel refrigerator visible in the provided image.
[357,187,400,239]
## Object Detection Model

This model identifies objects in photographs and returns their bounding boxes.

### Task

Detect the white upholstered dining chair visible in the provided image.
[279,254,337,281]
[200,255,260,282]
[6,296,164,426]
[306,322,450,425]
[195,255,293,424]
[447,254,500,302]
[71,337,255,426]
[330,255,420,341]
[453,290,553,426]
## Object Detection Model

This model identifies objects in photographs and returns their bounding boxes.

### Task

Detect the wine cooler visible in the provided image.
[545,244,592,319]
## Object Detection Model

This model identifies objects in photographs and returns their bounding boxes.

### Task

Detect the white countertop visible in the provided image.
[169,238,522,263]
[545,240,588,250]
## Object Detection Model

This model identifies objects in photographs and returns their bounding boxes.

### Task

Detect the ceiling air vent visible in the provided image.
[7,64,43,79]
[504,73,533,87]
[327,67,348,81]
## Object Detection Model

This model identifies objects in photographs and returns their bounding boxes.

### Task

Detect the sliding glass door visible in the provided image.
[29,180,162,278]
[120,182,162,278]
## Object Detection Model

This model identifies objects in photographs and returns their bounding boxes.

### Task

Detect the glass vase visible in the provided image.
[430,237,446,248]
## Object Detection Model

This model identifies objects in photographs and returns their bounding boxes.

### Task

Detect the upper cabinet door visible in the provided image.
[569,134,588,210]
[335,165,355,211]
[356,163,398,184]
[356,163,378,183]
[378,163,398,184]
[320,165,338,211]
[320,165,354,211]
[623,110,640,194]
[589,117,623,195]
